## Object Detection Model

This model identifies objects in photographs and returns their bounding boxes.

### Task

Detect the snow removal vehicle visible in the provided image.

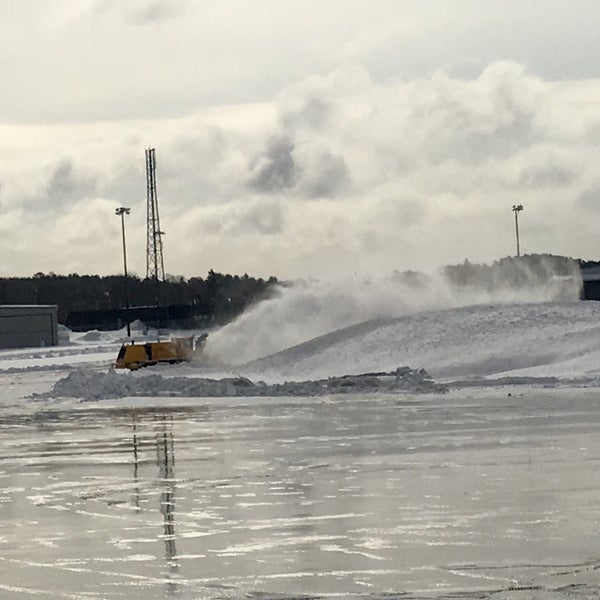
[114,334,207,370]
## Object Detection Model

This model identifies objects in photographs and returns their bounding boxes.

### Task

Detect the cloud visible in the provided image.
[236,199,287,235]
[129,0,185,24]
[46,160,98,205]
[2,60,600,278]
[296,147,350,199]
[13,159,98,213]
[398,62,540,166]
[93,0,186,24]
[4,1,600,126]
[246,135,349,200]
[577,187,600,214]
[190,197,288,238]
[247,137,299,194]
[281,96,333,132]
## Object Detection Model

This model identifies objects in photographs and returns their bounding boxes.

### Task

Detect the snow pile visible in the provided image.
[241,300,600,382]
[37,298,600,401]
[77,330,103,342]
[21,255,600,401]
[206,255,581,365]
[40,366,446,400]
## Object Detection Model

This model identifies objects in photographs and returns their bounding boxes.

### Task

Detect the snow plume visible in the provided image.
[205,254,582,365]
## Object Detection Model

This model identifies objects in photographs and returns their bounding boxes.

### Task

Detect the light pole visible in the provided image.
[115,207,131,336]
[512,204,524,257]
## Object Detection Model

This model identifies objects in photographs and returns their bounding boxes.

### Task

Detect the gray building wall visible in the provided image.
[0,305,58,349]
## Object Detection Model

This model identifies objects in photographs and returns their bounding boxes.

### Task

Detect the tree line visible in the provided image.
[0,270,279,325]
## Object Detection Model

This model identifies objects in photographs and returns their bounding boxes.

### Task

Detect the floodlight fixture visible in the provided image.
[512,204,524,257]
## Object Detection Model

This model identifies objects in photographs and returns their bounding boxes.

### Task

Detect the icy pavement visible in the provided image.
[2,387,600,598]
[4,296,600,598]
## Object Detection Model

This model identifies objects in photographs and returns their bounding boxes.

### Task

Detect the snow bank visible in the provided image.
[205,255,581,365]
[39,366,447,401]
[37,298,600,401]
[24,261,600,401]
[240,300,600,382]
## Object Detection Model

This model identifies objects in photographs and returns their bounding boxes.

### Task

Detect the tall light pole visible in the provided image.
[115,207,131,337]
[512,204,524,257]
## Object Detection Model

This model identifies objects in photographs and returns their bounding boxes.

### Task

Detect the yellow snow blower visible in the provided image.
[114,334,207,370]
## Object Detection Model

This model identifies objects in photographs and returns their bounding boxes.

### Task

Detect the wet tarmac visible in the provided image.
[2,385,600,598]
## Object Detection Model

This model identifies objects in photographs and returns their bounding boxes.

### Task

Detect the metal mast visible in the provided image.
[145,148,165,281]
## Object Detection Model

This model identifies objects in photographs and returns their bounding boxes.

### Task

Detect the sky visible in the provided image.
[2,0,600,280]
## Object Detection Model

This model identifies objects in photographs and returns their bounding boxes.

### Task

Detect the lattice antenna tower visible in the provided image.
[145,147,165,281]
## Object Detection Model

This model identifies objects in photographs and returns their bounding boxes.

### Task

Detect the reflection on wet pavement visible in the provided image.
[1,389,600,598]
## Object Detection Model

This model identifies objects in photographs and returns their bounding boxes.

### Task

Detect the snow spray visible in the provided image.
[204,255,582,365]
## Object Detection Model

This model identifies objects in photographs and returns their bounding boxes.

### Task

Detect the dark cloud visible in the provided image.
[247,137,300,194]
[300,150,350,199]
[47,160,97,205]
[20,160,98,212]
[247,135,349,200]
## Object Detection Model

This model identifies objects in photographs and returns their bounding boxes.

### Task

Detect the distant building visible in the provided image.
[580,266,600,300]
[0,305,58,349]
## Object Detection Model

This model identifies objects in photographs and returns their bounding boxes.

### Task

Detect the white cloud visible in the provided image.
[2,2,600,278]
[3,61,600,276]
[3,1,600,123]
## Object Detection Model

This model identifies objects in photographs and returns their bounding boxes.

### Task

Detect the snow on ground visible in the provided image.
[40,365,447,400]
[5,262,600,600]
[205,257,581,365]
[30,299,600,400]
[3,259,597,401]
[240,300,600,384]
